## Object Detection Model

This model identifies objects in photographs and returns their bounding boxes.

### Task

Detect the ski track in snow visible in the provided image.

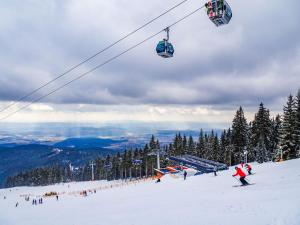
[0,159,300,225]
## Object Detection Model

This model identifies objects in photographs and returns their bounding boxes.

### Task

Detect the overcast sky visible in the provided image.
[0,0,299,127]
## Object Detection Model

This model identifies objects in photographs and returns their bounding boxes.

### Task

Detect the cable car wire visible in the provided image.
[0,5,205,121]
[0,0,190,113]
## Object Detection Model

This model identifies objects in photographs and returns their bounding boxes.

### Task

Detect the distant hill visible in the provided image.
[0,137,127,188]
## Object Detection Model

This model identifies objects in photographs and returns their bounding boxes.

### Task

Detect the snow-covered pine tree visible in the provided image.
[149,135,156,150]
[197,129,205,157]
[212,133,220,161]
[183,135,188,155]
[232,106,249,165]
[155,140,160,150]
[173,133,183,156]
[270,115,282,161]
[224,128,234,165]
[246,122,255,162]
[168,143,175,156]
[206,130,215,160]
[251,103,272,162]
[188,135,196,155]
[203,133,209,159]
[280,95,297,160]
[219,130,226,163]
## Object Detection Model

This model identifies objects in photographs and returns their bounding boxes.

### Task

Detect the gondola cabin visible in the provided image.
[156,40,174,58]
[156,27,174,58]
[205,0,232,27]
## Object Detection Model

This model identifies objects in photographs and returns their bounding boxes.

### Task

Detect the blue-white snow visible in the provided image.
[1,159,300,225]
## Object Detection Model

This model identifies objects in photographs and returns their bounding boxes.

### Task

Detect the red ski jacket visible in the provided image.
[247,164,252,170]
[233,168,246,178]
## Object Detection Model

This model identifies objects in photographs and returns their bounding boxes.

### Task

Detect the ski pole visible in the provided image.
[245,177,251,183]
[233,176,240,184]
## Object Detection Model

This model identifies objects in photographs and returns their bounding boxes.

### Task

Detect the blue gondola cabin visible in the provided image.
[156,40,174,58]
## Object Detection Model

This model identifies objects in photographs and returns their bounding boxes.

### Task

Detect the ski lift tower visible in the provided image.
[90,161,96,181]
[148,149,165,170]
[280,147,283,162]
[244,150,248,164]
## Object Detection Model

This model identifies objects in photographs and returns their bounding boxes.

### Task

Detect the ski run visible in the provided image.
[1,159,300,225]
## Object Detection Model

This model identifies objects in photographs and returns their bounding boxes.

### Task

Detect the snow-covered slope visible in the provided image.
[1,159,300,225]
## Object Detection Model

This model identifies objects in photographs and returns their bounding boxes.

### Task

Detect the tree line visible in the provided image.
[5,90,300,187]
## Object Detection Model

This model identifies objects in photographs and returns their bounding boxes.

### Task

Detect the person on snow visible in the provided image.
[240,161,244,168]
[183,170,187,180]
[232,167,249,186]
[245,164,252,175]
[214,166,218,176]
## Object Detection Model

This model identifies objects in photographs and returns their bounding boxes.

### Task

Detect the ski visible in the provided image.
[232,183,255,187]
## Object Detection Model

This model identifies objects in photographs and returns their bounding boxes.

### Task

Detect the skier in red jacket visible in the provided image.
[240,161,244,168]
[232,167,249,185]
[245,164,252,175]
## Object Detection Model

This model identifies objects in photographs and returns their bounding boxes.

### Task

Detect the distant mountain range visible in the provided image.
[0,137,126,187]
[0,123,226,187]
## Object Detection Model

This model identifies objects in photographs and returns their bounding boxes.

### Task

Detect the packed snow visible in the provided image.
[1,159,300,225]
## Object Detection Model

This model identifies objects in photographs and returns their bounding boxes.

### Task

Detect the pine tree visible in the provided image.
[223,128,234,165]
[246,122,255,162]
[251,103,272,162]
[232,106,249,165]
[188,135,196,155]
[270,115,282,160]
[175,133,183,155]
[155,140,160,150]
[212,134,220,161]
[197,129,205,157]
[280,95,297,160]
[149,135,156,150]
[219,130,226,163]
[182,135,188,155]
[204,133,209,159]
[173,134,180,155]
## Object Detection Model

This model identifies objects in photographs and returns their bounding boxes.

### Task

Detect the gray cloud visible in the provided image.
[0,0,299,114]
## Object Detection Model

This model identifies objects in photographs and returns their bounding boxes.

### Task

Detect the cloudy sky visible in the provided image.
[0,0,299,127]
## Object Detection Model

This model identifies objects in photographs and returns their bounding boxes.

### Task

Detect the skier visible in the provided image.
[245,164,252,175]
[56,195,59,201]
[232,167,249,186]
[183,170,187,180]
[240,161,244,168]
[15,202,18,207]
[213,166,218,176]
